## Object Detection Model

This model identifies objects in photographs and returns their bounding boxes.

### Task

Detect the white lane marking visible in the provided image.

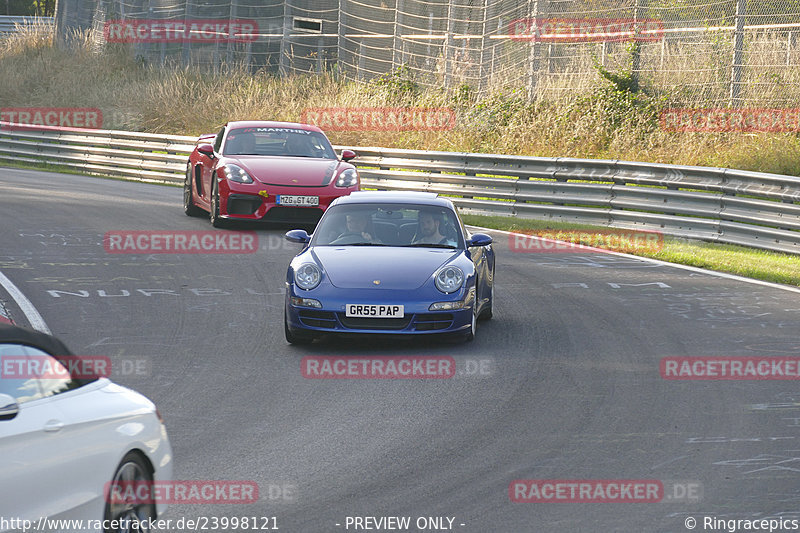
[0,270,51,333]
[467,225,800,295]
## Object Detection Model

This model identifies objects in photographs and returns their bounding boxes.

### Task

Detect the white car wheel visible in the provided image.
[104,452,156,533]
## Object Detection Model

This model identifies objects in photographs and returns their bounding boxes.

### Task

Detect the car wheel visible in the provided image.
[104,452,156,533]
[184,164,204,217]
[479,277,494,321]
[285,309,313,345]
[209,179,227,228]
[464,303,477,342]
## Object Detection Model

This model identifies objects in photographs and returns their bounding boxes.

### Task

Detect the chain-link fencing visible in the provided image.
[52,0,800,106]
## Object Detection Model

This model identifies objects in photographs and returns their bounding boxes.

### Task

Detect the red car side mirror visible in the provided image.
[197,143,215,157]
[340,149,356,162]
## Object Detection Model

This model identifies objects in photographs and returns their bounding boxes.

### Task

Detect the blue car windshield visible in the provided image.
[223,127,337,159]
[313,204,464,248]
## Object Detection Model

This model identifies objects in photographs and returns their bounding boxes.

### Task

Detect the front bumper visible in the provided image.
[285,285,473,336]
[220,182,355,224]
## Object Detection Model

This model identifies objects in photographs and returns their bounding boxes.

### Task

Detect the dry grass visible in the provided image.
[2,25,800,176]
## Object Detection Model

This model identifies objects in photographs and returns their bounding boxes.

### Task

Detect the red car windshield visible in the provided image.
[223,127,336,159]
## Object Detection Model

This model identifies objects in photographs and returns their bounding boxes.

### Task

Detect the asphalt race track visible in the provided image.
[2,167,800,532]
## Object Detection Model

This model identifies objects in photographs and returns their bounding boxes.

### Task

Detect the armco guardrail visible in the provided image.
[0,122,799,255]
[0,16,53,34]
[0,124,195,182]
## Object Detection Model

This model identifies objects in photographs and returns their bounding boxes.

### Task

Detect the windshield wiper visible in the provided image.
[402,243,457,249]
[339,242,389,246]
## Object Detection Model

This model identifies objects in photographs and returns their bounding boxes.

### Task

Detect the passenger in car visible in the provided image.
[285,135,311,157]
[413,210,448,245]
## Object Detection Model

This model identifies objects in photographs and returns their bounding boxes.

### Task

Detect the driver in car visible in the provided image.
[340,212,377,242]
[413,210,448,245]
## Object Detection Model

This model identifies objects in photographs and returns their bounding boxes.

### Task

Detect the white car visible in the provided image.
[0,323,173,533]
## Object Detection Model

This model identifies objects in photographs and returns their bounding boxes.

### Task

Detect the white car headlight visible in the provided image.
[221,164,254,184]
[335,168,358,188]
[294,263,322,290]
[434,266,464,293]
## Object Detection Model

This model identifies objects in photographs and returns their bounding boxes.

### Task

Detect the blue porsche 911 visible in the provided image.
[284,191,495,343]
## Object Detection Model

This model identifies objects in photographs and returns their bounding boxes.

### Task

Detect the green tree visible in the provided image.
[4,0,54,16]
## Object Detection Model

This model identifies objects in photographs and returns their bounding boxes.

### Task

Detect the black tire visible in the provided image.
[184,164,204,217]
[104,452,156,533]
[285,310,313,345]
[479,276,494,321]
[464,302,477,342]
[209,178,227,228]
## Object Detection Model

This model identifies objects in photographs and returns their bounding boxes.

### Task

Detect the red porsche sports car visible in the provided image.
[184,121,359,227]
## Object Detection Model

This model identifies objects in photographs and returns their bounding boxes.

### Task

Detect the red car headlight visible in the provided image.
[221,163,254,184]
[335,168,359,188]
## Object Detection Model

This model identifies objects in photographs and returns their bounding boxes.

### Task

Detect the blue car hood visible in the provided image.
[312,247,458,289]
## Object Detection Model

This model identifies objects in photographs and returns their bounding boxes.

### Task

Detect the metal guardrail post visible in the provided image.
[730,0,747,107]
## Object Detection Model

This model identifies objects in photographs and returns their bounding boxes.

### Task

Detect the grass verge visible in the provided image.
[0,159,182,186]
[462,214,800,288]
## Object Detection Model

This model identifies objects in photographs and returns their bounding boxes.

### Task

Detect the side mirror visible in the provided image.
[285,229,311,244]
[197,143,215,157]
[467,233,493,247]
[0,393,19,421]
[340,149,356,162]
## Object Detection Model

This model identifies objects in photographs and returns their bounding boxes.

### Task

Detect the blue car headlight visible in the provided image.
[335,168,358,188]
[295,263,322,290]
[434,265,464,293]
[429,287,474,311]
[291,297,322,308]
[221,163,254,184]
